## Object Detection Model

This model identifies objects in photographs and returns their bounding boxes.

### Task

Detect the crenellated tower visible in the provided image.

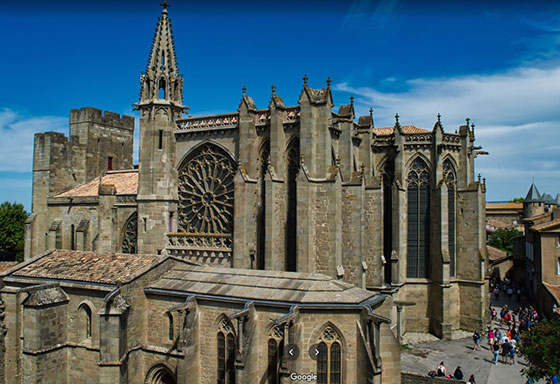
[135,2,187,254]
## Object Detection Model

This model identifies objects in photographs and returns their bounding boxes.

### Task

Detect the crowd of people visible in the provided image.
[430,361,476,383]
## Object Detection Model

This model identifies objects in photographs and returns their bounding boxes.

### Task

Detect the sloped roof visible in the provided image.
[148,265,375,304]
[373,125,429,136]
[525,182,542,203]
[530,218,560,232]
[542,193,556,205]
[0,261,18,273]
[6,250,162,285]
[543,284,560,314]
[486,203,523,211]
[486,219,511,230]
[54,170,138,198]
[487,245,509,262]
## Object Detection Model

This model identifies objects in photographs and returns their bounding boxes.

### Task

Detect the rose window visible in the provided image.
[178,144,236,234]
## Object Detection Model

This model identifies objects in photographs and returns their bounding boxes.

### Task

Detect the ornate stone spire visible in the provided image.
[138,2,184,107]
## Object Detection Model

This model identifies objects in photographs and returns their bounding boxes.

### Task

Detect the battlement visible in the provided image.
[70,107,134,130]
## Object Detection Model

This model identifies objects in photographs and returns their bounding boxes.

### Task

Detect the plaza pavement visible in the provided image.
[401,294,542,384]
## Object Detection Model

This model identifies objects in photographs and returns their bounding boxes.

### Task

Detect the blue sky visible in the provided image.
[1,0,560,210]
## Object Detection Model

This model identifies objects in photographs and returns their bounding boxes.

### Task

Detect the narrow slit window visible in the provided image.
[107,156,113,171]
[158,130,163,150]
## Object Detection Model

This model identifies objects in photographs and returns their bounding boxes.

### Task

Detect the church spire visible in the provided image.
[138,2,184,107]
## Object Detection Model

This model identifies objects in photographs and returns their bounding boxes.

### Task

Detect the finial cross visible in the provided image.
[161,0,170,10]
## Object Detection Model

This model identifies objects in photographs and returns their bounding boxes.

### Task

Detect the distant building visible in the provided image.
[512,182,560,319]
[486,202,523,228]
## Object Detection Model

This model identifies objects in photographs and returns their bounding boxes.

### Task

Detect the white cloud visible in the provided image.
[334,65,560,200]
[0,108,67,173]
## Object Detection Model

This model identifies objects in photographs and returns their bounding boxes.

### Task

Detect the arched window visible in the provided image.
[257,142,270,270]
[316,325,342,384]
[167,312,174,341]
[79,304,92,340]
[178,144,236,234]
[121,212,138,254]
[382,160,394,284]
[406,157,431,278]
[146,364,177,384]
[159,78,166,99]
[443,159,456,277]
[267,326,284,384]
[217,319,236,384]
[285,140,300,272]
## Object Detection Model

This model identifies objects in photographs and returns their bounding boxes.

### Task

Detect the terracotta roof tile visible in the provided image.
[373,125,429,136]
[543,284,560,313]
[486,203,523,211]
[0,261,18,272]
[148,265,375,304]
[530,218,560,232]
[55,170,138,198]
[10,250,161,284]
[524,211,553,222]
[486,219,511,230]
[487,245,508,262]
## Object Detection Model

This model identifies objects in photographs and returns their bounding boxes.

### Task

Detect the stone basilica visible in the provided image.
[6,3,488,384]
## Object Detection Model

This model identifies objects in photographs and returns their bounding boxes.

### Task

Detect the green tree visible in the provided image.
[0,201,27,262]
[487,228,522,254]
[518,319,560,380]
[509,197,524,203]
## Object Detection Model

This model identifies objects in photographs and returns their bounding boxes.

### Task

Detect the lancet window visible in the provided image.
[267,325,284,384]
[178,144,236,234]
[406,157,431,278]
[121,212,138,254]
[285,140,300,272]
[257,141,270,270]
[443,159,457,277]
[316,325,342,384]
[217,318,236,384]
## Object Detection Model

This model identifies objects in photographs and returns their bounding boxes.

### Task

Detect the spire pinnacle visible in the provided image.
[160,0,170,13]
[271,84,276,95]
[326,77,332,89]
[242,85,246,96]
[369,108,373,118]
[138,3,184,106]
[437,113,441,123]
[303,74,308,86]
[395,113,399,125]
[350,96,354,106]
[466,117,470,127]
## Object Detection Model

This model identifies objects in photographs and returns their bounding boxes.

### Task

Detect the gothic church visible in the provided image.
[23,3,488,343]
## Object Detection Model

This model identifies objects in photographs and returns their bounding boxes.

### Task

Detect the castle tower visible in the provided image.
[135,2,187,254]
[523,182,544,218]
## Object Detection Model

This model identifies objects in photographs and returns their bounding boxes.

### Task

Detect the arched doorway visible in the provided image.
[145,364,176,384]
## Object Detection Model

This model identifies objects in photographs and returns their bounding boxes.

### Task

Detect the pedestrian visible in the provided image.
[436,361,446,377]
[509,344,516,365]
[492,340,500,365]
[453,366,464,380]
[473,330,482,351]
[502,339,511,364]
[467,374,477,384]
[488,327,494,346]
[491,308,497,322]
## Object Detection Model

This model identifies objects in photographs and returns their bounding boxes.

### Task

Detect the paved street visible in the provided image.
[401,294,543,384]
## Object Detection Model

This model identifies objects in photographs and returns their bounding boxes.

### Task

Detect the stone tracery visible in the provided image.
[178,144,236,234]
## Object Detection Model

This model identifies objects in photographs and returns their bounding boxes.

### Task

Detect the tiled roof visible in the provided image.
[8,250,162,284]
[55,170,138,198]
[487,245,508,262]
[486,219,511,230]
[148,265,375,304]
[530,218,560,232]
[0,261,18,272]
[543,284,560,313]
[524,211,553,222]
[486,203,523,211]
[373,125,429,136]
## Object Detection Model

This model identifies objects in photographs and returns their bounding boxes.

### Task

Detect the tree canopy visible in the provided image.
[518,319,560,380]
[509,197,524,203]
[0,201,27,262]
[487,227,522,254]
